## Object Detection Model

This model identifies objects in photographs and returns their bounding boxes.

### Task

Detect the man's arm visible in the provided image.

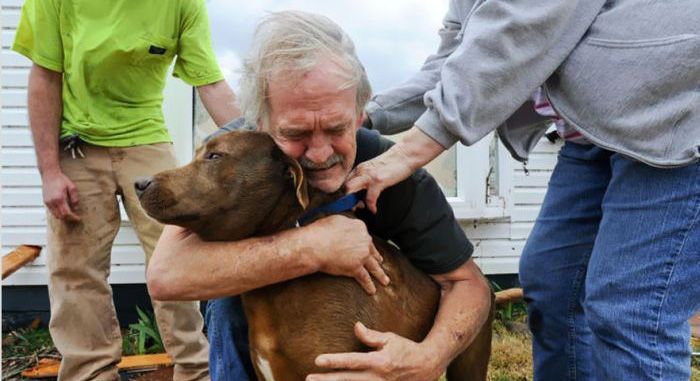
[28,63,80,222]
[307,259,491,381]
[424,259,492,369]
[196,79,240,127]
[147,214,389,300]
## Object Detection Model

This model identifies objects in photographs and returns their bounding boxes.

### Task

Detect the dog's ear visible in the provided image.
[287,159,309,210]
[271,145,309,210]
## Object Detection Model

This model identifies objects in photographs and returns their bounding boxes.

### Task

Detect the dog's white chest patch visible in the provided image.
[255,353,276,381]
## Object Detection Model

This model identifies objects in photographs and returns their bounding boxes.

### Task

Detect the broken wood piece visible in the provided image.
[495,287,524,306]
[690,312,700,339]
[118,353,173,372]
[2,245,42,280]
[21,354,173,378]
[21,359,59,379]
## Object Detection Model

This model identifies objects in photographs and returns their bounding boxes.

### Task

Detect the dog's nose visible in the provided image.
[134,177,154,197]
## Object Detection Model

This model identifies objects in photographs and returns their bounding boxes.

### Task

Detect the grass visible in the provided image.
[1,322,60,380]
[2,307,165,381]
[486,299,533,381]
[692,339,700,381]
[122,306,165,356]
[488,319,533,381]
[487,301,700,381]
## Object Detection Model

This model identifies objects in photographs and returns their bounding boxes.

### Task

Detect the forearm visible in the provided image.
[422,260,492,369]
[196,80,240,127]
[147,225,318,300]
[27,63,63,176]
[393,126,446,171]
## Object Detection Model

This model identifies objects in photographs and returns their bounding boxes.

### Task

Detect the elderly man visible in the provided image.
[147,11,491,380]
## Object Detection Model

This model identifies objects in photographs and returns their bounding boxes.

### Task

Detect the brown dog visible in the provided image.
[136,130,493,380]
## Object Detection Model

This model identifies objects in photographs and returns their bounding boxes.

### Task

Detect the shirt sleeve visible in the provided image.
[173,0,224,87]
[369,0,606,149]
[12,0,63,72]
[355,129,473,275]
[365,0,474,136]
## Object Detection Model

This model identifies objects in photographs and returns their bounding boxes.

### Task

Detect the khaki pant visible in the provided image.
[47,142,209,381]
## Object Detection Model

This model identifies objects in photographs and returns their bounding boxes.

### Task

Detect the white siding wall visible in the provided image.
[0,2,562,285]
[470,139,561,275]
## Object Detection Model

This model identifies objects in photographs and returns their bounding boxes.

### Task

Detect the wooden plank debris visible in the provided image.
[2,244,41,280]
[21,354,173,378]
[690,312,699,339]
[495,288,524,306]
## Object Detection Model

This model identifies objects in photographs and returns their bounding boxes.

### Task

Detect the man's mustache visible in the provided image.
[299,154,343,170]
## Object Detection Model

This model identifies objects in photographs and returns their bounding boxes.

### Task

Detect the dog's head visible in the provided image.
[136,130,331,241]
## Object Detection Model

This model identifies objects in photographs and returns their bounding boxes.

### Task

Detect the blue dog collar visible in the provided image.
[296,193,360,226]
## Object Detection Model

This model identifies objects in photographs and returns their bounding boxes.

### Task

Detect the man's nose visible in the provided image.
[134,177,153,197]
[304,136,333,164]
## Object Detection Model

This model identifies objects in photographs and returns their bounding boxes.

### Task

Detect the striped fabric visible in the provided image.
[532,87,590,144]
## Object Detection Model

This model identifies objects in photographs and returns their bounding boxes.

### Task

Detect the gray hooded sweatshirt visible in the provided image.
[365,0,699,168]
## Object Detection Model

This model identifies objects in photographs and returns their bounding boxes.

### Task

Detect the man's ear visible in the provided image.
[287,159,309,210]
[356,112,365,130]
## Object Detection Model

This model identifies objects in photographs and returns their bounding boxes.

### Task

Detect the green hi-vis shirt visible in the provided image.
[13,0,224,147]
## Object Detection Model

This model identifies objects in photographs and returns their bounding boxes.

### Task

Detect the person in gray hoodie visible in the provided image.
[346,0,699,379]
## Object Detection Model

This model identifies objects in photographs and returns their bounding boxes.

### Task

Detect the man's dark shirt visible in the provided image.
[209,119,473,274]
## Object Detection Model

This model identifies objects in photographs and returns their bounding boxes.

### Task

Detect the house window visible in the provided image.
[191,0,512,219]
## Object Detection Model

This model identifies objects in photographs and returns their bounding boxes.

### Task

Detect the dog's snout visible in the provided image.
[134,177,154,197]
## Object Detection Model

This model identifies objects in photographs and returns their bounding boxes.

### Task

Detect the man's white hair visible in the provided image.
[238,10,372,127]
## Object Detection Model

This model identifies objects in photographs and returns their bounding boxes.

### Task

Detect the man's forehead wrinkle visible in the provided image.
[274,114,306,129]
[274,101,352,121]
[269,71,354,103]
[273,87,348,109]
[277,112,353,131]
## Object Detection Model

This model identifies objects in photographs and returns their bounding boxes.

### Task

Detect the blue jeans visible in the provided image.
[520,142,700,380]
[205,296,255,381]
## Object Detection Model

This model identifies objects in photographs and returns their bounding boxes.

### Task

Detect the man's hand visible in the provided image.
[306,215,390,295]
[345,126,445,214]
[306,322,444,381]
[42,171,80,222]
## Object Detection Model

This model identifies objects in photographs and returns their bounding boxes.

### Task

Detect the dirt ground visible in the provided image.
[128,367,174,381]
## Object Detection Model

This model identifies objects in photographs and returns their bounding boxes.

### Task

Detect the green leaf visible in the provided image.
[136,306,151,326]
[140,326,158,340]
[137,328,146,355]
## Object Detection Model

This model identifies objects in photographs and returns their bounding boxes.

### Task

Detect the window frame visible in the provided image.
[448,132,513,219]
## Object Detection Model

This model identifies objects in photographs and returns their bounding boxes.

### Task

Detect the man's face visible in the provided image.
[264,59,362,193]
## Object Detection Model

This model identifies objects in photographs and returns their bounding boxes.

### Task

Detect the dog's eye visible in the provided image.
[205,152,223,160]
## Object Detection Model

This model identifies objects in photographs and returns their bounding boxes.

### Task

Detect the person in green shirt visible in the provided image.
[13,1,239,380]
